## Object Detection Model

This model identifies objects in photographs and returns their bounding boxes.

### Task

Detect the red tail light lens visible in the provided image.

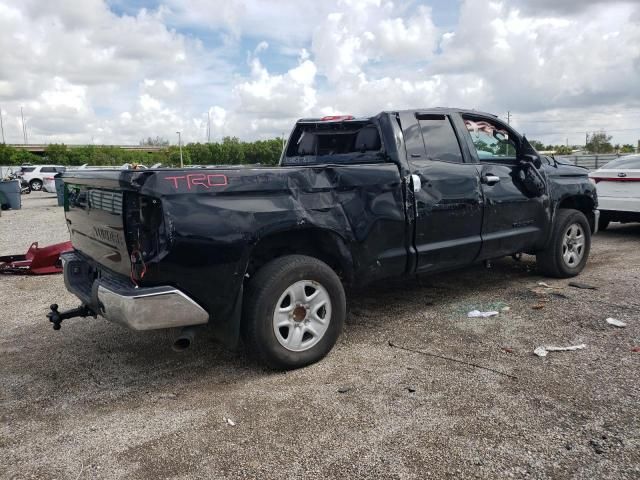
[320,115,354,121]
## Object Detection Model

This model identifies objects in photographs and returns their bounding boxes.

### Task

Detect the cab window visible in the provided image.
[463,117,517,161]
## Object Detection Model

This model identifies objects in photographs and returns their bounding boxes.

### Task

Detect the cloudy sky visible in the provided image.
[0,0,639,146]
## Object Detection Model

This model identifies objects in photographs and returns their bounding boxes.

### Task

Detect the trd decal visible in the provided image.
[164,173,228,190]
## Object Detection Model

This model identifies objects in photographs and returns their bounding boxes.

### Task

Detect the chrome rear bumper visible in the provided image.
[62,252,209,330]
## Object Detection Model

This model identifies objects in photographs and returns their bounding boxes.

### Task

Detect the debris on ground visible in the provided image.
[550,292,569,299]
[501,306,511,312]
[467,310,499,318]
[589,439,605,455]
[605,318,627,328]
[405,386,416,393]
[531,304,545,310]
[337,387,351,394]
[0,241,72,275]
[534,344,587,357]
[223,416,236,426]
[388,341,518,380]
[632,347,640,353]
[537,282,556,289]
[568,281,597,290]
[502,347,514,354]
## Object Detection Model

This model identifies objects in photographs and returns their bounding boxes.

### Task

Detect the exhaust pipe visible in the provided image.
[172,326,199,352]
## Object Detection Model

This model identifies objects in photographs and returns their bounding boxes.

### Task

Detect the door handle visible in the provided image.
[410,174,422,192]
[482,175,500,186]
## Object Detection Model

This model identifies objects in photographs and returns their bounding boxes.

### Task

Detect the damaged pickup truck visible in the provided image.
[49,108,598,369]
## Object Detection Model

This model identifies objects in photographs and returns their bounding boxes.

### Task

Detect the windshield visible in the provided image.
[601,155,640,170]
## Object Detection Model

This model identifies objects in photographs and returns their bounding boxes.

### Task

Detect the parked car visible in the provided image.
[43,175,57,193]
[50,108,598,369]
[589,154,640,230]
[18,165,66,191]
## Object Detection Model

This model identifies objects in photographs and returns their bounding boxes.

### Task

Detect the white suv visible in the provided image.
[18,165,66,191]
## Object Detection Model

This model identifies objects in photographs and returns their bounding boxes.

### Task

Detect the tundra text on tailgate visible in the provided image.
[48,108,599,369]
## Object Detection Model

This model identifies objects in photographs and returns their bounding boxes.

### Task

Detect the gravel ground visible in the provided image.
[1,192,639,479]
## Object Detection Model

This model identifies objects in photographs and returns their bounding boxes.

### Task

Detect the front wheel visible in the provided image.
[242,255,346,370]
[29,179,43,191]
[537,209,591,278]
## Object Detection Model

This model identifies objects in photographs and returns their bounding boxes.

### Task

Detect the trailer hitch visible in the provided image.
[47,303,97,330]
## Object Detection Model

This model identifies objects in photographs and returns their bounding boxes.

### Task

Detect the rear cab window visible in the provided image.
[463,116,517,163]
[282,118,384,166]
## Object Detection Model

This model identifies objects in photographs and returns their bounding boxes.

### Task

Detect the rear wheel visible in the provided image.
[537,209,591,278]
[29,179,42,191]
[242,255,346,370]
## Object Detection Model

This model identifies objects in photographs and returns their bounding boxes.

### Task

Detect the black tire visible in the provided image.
[598,215,610,231]
[242,255,346,370]
[537,209,591,278]
[30,179,42,191]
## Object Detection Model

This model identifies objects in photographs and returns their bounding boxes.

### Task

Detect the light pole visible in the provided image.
[176,131,184,168]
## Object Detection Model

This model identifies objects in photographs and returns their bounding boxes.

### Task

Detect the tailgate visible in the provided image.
[64,172,132,276]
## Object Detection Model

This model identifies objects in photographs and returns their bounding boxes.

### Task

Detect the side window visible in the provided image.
[41,167,57,173]
[417,115,463,163]
[464,118,517,161]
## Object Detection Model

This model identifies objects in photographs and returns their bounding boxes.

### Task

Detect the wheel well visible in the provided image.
[247,229,353,283]
[558,195,596,231]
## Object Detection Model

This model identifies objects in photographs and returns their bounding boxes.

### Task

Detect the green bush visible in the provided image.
[0,138,284,167]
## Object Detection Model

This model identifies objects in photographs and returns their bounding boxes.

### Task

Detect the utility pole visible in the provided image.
[506,111,511,125]
[21,107,27,144]
[176,131,184,168]
[207,111,211,143]
[0,105,5,144]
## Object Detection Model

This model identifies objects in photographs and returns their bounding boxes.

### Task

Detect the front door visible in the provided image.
[399,112,483,273]
[460,115,550,259]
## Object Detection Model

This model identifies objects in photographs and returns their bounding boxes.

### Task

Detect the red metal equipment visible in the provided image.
[0,241,72,275]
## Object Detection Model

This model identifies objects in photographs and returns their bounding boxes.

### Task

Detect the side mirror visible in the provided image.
[522,153,542,169]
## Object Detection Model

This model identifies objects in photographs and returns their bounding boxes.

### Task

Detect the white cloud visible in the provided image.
[0,0,639,146]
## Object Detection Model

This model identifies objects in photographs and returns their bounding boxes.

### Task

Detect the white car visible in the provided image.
[589,154,640,230]
[18,165,66,191]
[43,175,58,193]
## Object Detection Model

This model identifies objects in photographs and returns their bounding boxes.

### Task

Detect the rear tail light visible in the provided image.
[589,178,599,185]
[124,193,166,264]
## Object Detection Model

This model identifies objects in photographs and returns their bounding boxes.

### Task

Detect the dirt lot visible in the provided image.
[1,192,639,479]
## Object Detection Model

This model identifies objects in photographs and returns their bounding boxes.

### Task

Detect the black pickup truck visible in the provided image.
[50,108,598,369]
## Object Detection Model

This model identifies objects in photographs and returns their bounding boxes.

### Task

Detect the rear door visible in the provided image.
[460,114,550,259]
[399,111,483,272]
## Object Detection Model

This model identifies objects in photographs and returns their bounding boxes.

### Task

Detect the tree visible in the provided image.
[140,136,170,146]
[45,144,69,164]
[586,131,613,154]
[555,145,573,155]
[620,144,635,154]
[529,140,545,151]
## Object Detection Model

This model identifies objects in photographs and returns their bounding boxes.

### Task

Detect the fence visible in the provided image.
[554,154,630,171]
